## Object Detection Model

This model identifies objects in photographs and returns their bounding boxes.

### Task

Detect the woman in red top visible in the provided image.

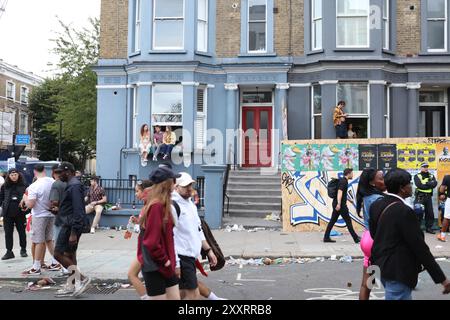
[138,167,181,300]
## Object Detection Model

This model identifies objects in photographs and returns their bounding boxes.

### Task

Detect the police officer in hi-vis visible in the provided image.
[414,162,438,234]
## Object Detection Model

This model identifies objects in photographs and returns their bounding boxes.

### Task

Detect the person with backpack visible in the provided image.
[355,169,386,300]
[172,172,218,300]
[324,168,361,243]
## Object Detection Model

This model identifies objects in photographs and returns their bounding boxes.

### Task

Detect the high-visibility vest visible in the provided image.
[416,173,433,194]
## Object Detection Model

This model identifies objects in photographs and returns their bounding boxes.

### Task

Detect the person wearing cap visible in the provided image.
[0,169,28,260]
[414,162,438,234]
[24,164,61,275]
[138,167,181,300]
[172,172,218,300]
[54,162,91,297]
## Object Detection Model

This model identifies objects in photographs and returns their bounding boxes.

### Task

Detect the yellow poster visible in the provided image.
[437,144,450,173]
[397,144,417,169]
[416,143,437,169]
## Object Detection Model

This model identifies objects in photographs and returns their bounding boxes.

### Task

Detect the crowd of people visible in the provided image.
[326,165,450,300]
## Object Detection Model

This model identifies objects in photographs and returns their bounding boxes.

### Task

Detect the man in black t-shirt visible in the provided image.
[437,175,450,242]
[324,168,361,243]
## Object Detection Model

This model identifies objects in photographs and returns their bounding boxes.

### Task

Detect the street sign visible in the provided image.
[15,134,30,145]
[7,157,15,170]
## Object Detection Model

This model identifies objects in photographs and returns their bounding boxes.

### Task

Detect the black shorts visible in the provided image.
[142,271,179,297]
[55,226,82,254]
[179,255,198,290]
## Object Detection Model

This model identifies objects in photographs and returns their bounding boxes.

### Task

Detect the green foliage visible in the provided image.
[29,18,99,170]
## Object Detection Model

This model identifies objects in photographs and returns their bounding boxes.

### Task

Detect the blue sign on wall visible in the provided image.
[15,134,30,145]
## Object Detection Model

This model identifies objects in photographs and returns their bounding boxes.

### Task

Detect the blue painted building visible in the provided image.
[95,0,450,227]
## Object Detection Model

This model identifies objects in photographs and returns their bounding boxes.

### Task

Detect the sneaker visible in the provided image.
[437,234,447,242]
[90,228,95,234]
[55,284,75,297]
[72,277,91,297]
[20,249,28,258]
[60,268,71,276]
[22,268,41,276]
[48,263,62,271]
[1,251,15,260]
[152,156,157,161]
[323,238,336,243]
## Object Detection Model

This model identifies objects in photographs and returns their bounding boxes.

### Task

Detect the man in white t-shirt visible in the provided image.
[24,164,61,275]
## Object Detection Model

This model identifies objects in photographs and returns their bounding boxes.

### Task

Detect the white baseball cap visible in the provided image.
[176,172,196,187]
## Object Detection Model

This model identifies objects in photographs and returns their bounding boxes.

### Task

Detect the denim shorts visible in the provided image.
[382,279,412,300]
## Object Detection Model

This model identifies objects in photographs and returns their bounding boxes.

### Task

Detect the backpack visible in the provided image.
[327,178,340,199]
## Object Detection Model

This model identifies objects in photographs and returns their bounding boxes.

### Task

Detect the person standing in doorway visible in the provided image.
[54,162,91,297]
[85,176,107,234]
[333,101,348,139]
[24,164,61,275]
[414,162,438,234]
[324,168,361,243]
[370,169,450,300]
[355,169,386,300]
[0,169,28,260]
[437,174,450,242]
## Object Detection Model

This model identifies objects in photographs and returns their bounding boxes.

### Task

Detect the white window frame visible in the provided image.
[20,86,29,105]
[336,0,370,48]
[336,82,371,138]
[383,0,390,50]
[248,0,268,53]
[311,84,322,139]
[312,0,323,51]
[419,89,449,137]
[151,84,183,127]
[197,0,208,52]
[195,86,208,150]
[427,0,448,53]
[19,113,28,135]
[6,81,15,101]
[132,87,138,148]
[134,0,141,52]
[153,0,185,50]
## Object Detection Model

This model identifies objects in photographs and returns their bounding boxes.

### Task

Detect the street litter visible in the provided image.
[435,245,443,249]
[436,258,447,261]
[225,224,245,232]
[264,213,281,222]
[315,257,325,262]
[330,230,343,237]
[121,284,131,289]
[339,256,353,263]
[330,255,337,261]
[233,283,244,286]
[248,227,266,233]
[26,278,56,291]
[347,282,352,288]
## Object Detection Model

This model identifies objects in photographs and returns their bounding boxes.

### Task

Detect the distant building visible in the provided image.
[0,59,44,158]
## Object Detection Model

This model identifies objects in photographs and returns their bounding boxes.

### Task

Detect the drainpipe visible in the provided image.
[288,0,292,56]
[119,64,129,179]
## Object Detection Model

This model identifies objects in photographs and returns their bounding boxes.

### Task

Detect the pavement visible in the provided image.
[0,226,449,280]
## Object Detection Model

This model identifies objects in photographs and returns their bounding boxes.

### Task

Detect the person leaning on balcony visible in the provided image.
[85,176,107,234]
[333,101,348,139]
[160,126,177,160]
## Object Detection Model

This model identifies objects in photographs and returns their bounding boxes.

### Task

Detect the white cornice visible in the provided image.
[224,83,239,91]
[369,80,388,85]
[290,83,312,87]
[319,80,339,85]
[276,83,290,90]
[181,82,200,86]
[96,85,127,89]
[206,84,216,89]
[406,82,421,90]
[389,83,407,88]
[136,82,153,87]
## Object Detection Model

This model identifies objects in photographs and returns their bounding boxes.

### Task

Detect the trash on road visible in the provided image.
[436,258,447,261]
[263,258,272,265]
[330,230,343,237]
[225,224,245,232]
[339,256,353,263]
[347,282,352,288]
[121,284,131,289]
[248,227,266,233]
[264,213,281,222]
[330,255,338,261]
[435,245,443,249]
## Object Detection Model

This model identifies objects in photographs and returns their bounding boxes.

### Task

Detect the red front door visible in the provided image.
[242,107,273,167]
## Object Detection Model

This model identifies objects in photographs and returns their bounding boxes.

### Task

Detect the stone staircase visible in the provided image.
[225,168,282,219]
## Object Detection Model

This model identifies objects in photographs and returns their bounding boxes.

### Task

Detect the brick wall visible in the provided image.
[397,0,421,57]
[100,0,129,59]
[216,0,241,57]
[274,0,303,56]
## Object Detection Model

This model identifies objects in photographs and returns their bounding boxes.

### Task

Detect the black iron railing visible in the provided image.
[196,176,205,209]
[98,178,142,207]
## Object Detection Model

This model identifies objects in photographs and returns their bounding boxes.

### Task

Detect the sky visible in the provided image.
[0,0,101,78]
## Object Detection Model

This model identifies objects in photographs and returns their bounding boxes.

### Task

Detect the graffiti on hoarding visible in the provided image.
[288,171,364,227]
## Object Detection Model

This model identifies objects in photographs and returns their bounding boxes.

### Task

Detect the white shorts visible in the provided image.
[444,198,450,219]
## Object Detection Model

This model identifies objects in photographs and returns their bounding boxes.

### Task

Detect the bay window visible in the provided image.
[248,0,267,53]
[151,84,183,127]
[153,0,184,50]
[336,0,370,48]
[337,82,369,138]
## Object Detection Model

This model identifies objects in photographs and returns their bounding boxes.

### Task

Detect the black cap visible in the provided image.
[149,167,181,184]
[159,163,173,170]
[57,162,76,173]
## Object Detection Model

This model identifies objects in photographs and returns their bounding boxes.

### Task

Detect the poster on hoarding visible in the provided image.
[416,143,437,169]
[378,144,397,170]
[359,144,378,170]
[397,144,418,169]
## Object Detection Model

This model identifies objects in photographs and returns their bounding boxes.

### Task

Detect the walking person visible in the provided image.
[172,172,218,300]
[355,169,386,300]
[54,162,91,297]
[333,101,348,139]
[24,164,61,275]
[49,165,70,275]
[414,162,438,234]
[0,169,28,260]
[437,174,450,242]
[324,169,361,243]
[128,179,153,300]
[138,167,181,300]
[369,169,450,300]
[85,176,107,234]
